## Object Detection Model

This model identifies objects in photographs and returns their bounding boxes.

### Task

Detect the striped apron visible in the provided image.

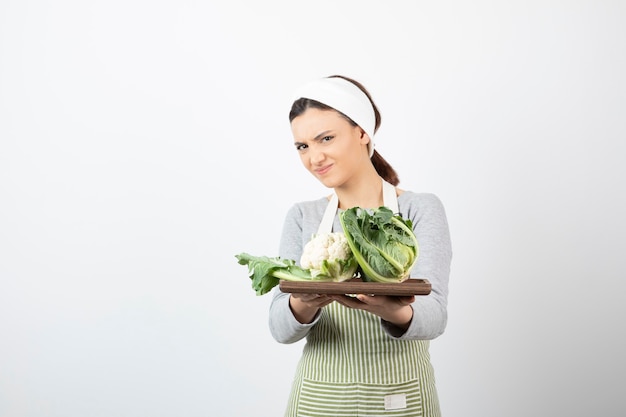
[284,181,441,417]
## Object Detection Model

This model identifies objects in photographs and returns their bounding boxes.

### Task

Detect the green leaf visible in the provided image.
[235,252,346,296]
[339,207,419,283]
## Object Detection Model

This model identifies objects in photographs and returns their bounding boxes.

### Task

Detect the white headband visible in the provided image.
[292,77,376,157]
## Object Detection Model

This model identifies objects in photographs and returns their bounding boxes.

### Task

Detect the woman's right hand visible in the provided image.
[289,293,333,324]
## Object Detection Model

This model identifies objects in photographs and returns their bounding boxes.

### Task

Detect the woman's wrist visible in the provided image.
[289,296,319,324]
[381,305,413,330]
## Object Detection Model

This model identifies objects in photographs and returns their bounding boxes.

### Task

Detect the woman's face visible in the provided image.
[291,108,370,188]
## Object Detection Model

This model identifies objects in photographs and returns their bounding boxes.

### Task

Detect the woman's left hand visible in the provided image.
[328,294,415,330]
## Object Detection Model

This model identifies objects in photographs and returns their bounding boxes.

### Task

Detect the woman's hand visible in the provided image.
[289,293,333,324]
[329,294,415,331]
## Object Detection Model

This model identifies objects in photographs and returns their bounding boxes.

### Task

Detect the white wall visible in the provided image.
[1,1,624,416]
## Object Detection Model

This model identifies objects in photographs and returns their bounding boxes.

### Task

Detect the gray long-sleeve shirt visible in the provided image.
[269,191,452,343]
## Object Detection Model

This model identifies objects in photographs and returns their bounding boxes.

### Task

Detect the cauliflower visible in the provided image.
[235,233,359,296]
[300,232,358,282]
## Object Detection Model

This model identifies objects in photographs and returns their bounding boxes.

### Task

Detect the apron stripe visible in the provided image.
[296,379,424,416]
[286,303,440,416]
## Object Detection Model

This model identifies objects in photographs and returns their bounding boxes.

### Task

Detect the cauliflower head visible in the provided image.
[300,232,358,282]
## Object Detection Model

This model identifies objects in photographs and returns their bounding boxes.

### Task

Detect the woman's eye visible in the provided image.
[296,143,308,151]
[321,135,333,142]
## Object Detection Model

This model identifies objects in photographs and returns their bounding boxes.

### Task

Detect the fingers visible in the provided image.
[347,294,386,306]
[395,295,416,305]
[330,294,416,314]
[292,293,332,308]
[293,293,415,310]
[362,294,415,306]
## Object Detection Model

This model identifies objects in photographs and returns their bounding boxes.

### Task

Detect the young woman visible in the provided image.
[268,75,452,417]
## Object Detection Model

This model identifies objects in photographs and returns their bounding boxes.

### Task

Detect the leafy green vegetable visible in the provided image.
[236,208,417,295]
[235,246,358,296]
[339,206,419,283]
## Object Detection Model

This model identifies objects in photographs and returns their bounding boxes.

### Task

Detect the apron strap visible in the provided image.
[318,193,339,235]
[317,180,398,234]
[383,179,399,214]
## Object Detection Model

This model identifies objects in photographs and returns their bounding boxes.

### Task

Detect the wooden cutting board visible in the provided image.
[278,278,431,296]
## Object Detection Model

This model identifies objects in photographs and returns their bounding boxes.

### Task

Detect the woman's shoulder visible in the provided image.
[397,190,447,218]
[398,190,444,207]
[285,195,330,219]
[290,195,329,210]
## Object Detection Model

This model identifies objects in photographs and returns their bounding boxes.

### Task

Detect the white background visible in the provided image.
[1,1,625,416]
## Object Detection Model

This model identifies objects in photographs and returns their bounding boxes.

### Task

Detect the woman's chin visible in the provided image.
[317,177,339,189]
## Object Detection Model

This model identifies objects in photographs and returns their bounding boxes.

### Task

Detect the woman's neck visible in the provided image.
[335,171,387,210]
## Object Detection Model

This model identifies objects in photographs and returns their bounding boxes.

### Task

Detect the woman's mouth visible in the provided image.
[315,164,333,175]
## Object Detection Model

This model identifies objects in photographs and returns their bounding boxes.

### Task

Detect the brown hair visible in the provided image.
[289,75,400,186]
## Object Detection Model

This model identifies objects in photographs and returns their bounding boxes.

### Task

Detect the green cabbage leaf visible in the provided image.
[339,206,419,283]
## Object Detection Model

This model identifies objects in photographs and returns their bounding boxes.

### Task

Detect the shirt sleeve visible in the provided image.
[269,288,322,344]
[268,203,318,344]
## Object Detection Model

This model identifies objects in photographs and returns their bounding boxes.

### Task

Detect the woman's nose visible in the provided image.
[309,146,325,164]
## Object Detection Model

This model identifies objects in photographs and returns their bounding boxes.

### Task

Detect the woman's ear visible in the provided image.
[359,128,372,147]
